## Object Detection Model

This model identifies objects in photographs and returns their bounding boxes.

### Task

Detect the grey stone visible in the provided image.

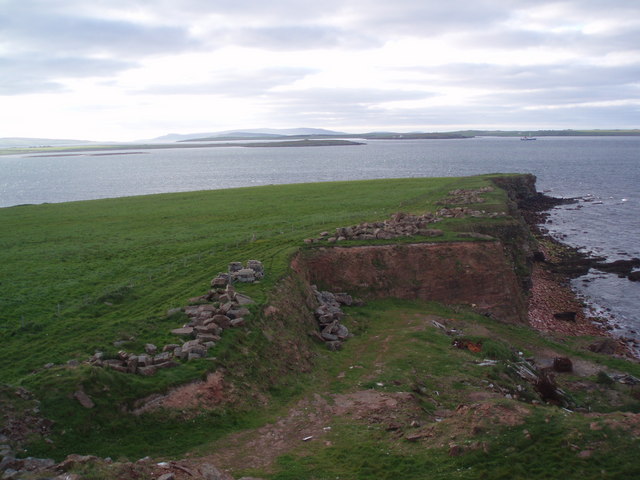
[154,361,179,370]
[199,463,233,480]
[145,343,157,355]
[188,352,204,361]
[232,268,256,283]
[228,262,243,273]
[0,456,18,472]
[137,354,152,366]
[321,332,338,341]
[137,365,157,376]
[212,314,231,328]
[73,390,95,409]
[228,307,251,319]
[157,474,176,480]
[235,293,255,305]
[167,307,183,316]
[229,318,245,327]
[126,356,139,373]
[335,324,350,339]
[196,333,220,343]
[171,327,194,337]
[22,456,55,471]
[1,468,18,479]
[153,352,172,364]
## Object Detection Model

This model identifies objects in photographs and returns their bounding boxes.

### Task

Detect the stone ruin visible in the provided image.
[223,259,265,284]
[437,186,495,205]
[304,205,505,245]
[305,212,444,244]
[90,261,263,376]
[310,286,359,351]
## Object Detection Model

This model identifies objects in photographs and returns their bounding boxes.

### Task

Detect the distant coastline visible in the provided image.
[3,129,640,156]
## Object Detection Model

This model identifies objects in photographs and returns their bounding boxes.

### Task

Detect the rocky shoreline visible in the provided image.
[521,192,639,358]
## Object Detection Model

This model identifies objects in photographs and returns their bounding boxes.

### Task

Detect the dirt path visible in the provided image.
[191,390,420,472]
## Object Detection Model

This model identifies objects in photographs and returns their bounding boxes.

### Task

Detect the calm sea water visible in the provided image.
[1,136,639,338]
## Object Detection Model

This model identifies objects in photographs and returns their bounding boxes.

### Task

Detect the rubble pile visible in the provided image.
[90,261,262,376]
[311,286,357,351]
[304,207,505,244]
[437,186,494,205]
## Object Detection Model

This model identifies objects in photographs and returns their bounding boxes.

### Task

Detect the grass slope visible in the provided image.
[235,299,640,480]
[0,175,507,457]
[2,175,638,477]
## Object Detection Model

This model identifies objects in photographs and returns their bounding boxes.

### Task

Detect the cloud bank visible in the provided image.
[1,0,638,139]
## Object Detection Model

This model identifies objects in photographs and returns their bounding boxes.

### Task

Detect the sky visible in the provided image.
[1,0,639,141]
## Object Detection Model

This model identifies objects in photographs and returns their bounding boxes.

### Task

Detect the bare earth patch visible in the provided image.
[132,370,233,415]
[191,389,422,472]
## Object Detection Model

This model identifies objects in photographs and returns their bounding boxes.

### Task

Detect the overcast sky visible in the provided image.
[1,0,639,141]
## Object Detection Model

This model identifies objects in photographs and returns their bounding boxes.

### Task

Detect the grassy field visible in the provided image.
[2,175,639,477]
[0,175,508,456]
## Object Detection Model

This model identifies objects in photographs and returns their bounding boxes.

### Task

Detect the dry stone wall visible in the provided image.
[89,261,263,376]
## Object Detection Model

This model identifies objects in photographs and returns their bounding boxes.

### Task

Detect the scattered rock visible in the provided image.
[312,286,352,350]
[553,311,577,322]
[588,338,618,355]
[73,390,95,409]
[438,186,494,205]
[553,357,573,373]
[199,463,233,480]
[56,454,99,472]
[170,327,194,337]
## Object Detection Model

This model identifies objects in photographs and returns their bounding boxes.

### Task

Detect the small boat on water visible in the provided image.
[520,135,537,141]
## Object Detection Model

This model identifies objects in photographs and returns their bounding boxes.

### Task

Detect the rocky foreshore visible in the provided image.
[520,192,640,357]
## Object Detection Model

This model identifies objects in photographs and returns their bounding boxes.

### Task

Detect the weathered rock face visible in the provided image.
[293,242,527,324]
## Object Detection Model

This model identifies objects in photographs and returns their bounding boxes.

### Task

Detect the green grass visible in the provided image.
[233,298,640,480]
[0,175,507,383]
[0,175,514,458]
[3,173,638,476]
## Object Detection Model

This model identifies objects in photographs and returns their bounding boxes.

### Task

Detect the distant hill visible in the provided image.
[154,128,346,142]
[0,137,94,148]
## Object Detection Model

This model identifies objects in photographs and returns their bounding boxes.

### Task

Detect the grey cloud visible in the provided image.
[228,25,379,50]
[271,88,434,107]
[138,67,317,96]
[422,63,640,90]
[255,88,436,126]
[0,56,136,95]
[1,10,198,57]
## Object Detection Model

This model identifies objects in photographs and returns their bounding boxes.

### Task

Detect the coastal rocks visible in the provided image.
[89,261,260,376]
[311,286,355,350]
[553,311,577,322]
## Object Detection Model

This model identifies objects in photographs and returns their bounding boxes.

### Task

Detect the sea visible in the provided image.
[1,136,638,341]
